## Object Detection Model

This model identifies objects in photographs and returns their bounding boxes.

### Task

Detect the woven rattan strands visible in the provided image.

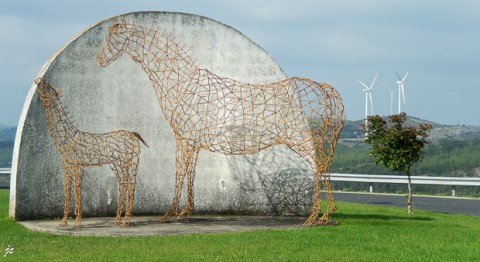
[35,78,148,227]
[97,21,345,225]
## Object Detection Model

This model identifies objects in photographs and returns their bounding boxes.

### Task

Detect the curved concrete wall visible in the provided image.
[10,12,313,220]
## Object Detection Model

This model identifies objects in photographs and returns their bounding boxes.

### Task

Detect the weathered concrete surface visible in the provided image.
[10,12,313,220]
[20,215,308,236]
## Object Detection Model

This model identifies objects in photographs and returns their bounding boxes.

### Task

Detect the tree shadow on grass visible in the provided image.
[332,213,433,221]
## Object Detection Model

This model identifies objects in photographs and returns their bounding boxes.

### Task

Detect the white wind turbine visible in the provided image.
[395,71,408,113]
[359,73,377,136]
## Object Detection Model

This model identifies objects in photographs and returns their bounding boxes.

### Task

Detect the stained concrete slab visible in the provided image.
[20,215,308,236]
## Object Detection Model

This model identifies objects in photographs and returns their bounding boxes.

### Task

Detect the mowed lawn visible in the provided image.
[1,189,479,261]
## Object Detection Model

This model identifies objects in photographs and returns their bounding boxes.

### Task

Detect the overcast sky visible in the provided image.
[1,0,479,127]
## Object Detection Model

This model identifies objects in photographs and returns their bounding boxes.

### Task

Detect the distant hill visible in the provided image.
[0,120,479,196]
[0,127,16,142]
[1,116,480,142]
[340,119,365,139]
[340,116,480,140]
[0,125,16,167]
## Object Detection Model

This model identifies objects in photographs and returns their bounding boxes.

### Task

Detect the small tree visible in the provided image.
[365,113,432,214]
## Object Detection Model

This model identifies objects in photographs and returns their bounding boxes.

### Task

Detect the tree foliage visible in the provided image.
[365,113,432,175]
[365,113,432,214]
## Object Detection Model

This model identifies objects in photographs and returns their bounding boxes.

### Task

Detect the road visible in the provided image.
[333,191,480,216]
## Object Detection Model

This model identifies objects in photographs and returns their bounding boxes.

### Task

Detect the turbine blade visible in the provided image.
[359,80,369,89]
[401,85,406,104]
[395,70,402,81]
[371,73,378,88]
[402,72,409,81]
[369,93,374,113]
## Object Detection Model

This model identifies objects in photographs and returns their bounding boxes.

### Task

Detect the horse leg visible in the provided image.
[306,146,338,225]
[179,149,199,219]
[109,162,125,225]
[318,160,336,224]
[316,88,345,224]
[314,114,343,224]
[304,158,334,226]
[122,161,139,226]
[114,178,127,225]
[60,164,72,227]
[115,179,127,226]
[160,139,192,222]
[304,127,339,224]
[72,166,84,228]
[317,129,342,224]
[306,172,323,226]
[285,141,323,226]
[121,178,136,226]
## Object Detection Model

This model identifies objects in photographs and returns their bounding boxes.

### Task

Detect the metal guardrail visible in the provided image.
[331,173,480,196]
[1,169,479,196]
[331,173,480,186]
[0,168,11,189]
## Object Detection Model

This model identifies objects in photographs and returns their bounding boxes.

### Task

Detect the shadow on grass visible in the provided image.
[332,213,434,221]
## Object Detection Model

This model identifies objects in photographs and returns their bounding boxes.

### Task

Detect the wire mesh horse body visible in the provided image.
[97,21,344,225]
[35,78,148,227]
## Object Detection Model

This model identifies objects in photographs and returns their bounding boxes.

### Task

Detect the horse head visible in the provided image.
[97,21,133,67]
[35,78,61,102]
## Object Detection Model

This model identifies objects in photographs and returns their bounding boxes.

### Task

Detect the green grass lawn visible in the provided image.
[1,189,479,261]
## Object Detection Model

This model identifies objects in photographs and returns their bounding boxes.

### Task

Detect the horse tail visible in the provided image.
[131,132,149,148]
[291,77,344,224]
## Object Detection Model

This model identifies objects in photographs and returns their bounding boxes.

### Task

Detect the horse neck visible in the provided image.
[130,29,199,104]
[42,98,78,147]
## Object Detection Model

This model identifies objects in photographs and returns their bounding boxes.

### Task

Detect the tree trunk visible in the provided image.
[406,171,413,214]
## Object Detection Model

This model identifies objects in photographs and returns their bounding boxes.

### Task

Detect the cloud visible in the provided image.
[0,1,479,126]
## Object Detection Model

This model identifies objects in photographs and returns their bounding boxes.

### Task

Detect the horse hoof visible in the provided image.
[159,215,170,223]
[303,215,318,226]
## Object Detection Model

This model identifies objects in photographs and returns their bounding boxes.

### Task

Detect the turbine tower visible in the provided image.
[390,89,397,115]
[395,71,408,113]
[359,73,377,136]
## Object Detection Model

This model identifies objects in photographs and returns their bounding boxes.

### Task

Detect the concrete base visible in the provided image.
[20,215,307,236]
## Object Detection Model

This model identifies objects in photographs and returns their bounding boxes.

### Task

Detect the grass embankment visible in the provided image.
[1,189,479,261]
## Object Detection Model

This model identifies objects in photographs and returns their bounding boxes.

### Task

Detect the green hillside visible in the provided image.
[332,137,480,196]
[0,141,13,168]
[341,116,480,140]
[1,118,479,179]
[0,127,15,167]
[333,138,480,177]
[0,127,16,142]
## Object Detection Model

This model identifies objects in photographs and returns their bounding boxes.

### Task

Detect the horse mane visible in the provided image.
[35,77,60,98]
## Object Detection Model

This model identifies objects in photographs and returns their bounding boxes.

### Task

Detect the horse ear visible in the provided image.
[109,23,121,34]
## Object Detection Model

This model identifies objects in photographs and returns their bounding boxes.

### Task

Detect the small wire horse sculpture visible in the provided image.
[97,21,345,226]
[35,77,149,227]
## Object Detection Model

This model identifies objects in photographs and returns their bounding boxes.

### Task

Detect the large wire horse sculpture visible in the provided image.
[35,77,149,227]
[97,21,345,226]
